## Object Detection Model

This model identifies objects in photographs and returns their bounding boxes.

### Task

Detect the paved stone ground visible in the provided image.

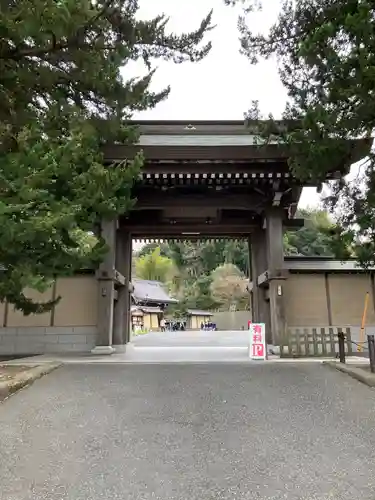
[126,330,251,363]
[131,329,250,347]
[1,363,375,499]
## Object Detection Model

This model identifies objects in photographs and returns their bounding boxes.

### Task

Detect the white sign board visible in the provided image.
[249,323,266,360]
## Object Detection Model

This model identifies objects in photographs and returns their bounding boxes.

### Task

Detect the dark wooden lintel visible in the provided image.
[137,161,289,174]
[103,144,291,162]
[120,219,303,237]
[133,192,265,210]
[120,223,257,237]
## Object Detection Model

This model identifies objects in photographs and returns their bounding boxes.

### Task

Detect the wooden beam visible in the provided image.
[257,271,270,287]
[136,162,289,174]
[120,223,258,237]
[103,139,371,177]
[134,193,265,210]
[257,269,288,287]
[103,138,371,163]
[114,270,125,286]
[103,144,291,162]
[121,219,303,235]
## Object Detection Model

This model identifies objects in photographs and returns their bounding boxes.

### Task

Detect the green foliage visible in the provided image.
[135,241,249,312]
[284,208,338,257]
[132,327,149,336]
[182,274,220,312]
[134,247,176,282]
[210,263,249,311]
[0,0,213,312]
[233,0,375,267]
[137,243,170,259]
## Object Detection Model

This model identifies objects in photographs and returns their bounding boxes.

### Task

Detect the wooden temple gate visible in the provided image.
[92,120,369,354]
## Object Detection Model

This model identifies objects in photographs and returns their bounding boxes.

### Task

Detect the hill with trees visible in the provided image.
[231,0,374,266]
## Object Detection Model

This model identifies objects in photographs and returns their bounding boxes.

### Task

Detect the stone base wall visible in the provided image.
[0,326,97,355]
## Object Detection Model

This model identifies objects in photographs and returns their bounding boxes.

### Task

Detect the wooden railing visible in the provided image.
[280,327,353,358]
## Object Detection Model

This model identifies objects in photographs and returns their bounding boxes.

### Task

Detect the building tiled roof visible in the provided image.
[132,279,178,304]
[283,257,375,272]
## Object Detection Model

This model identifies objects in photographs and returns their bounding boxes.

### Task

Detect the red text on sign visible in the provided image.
[251,343,265,358]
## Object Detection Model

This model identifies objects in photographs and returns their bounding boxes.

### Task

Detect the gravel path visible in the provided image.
[0,363,375,499]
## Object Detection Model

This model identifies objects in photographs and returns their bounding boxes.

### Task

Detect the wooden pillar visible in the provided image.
[250,230,272,343]
[265,207,287,346]
[92,219,117,355]
[248,237,254,317]
[112,230,132,350]
[125,237,133,343]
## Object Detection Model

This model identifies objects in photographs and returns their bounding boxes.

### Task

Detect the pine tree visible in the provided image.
[232,0,375,265]
[0,0,212,313]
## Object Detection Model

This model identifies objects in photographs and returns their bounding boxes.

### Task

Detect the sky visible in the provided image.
[129,0,321,209]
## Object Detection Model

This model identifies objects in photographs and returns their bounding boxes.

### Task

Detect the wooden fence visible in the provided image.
[280,327,353,358]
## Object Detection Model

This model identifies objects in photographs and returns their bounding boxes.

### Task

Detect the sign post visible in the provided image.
[249,323,266,360]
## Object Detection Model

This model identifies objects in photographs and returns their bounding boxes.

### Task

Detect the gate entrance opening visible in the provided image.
[92,120,370,354]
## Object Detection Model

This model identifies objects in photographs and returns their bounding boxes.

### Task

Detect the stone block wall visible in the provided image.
[0,274,98,355]
[0,326,97,355]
